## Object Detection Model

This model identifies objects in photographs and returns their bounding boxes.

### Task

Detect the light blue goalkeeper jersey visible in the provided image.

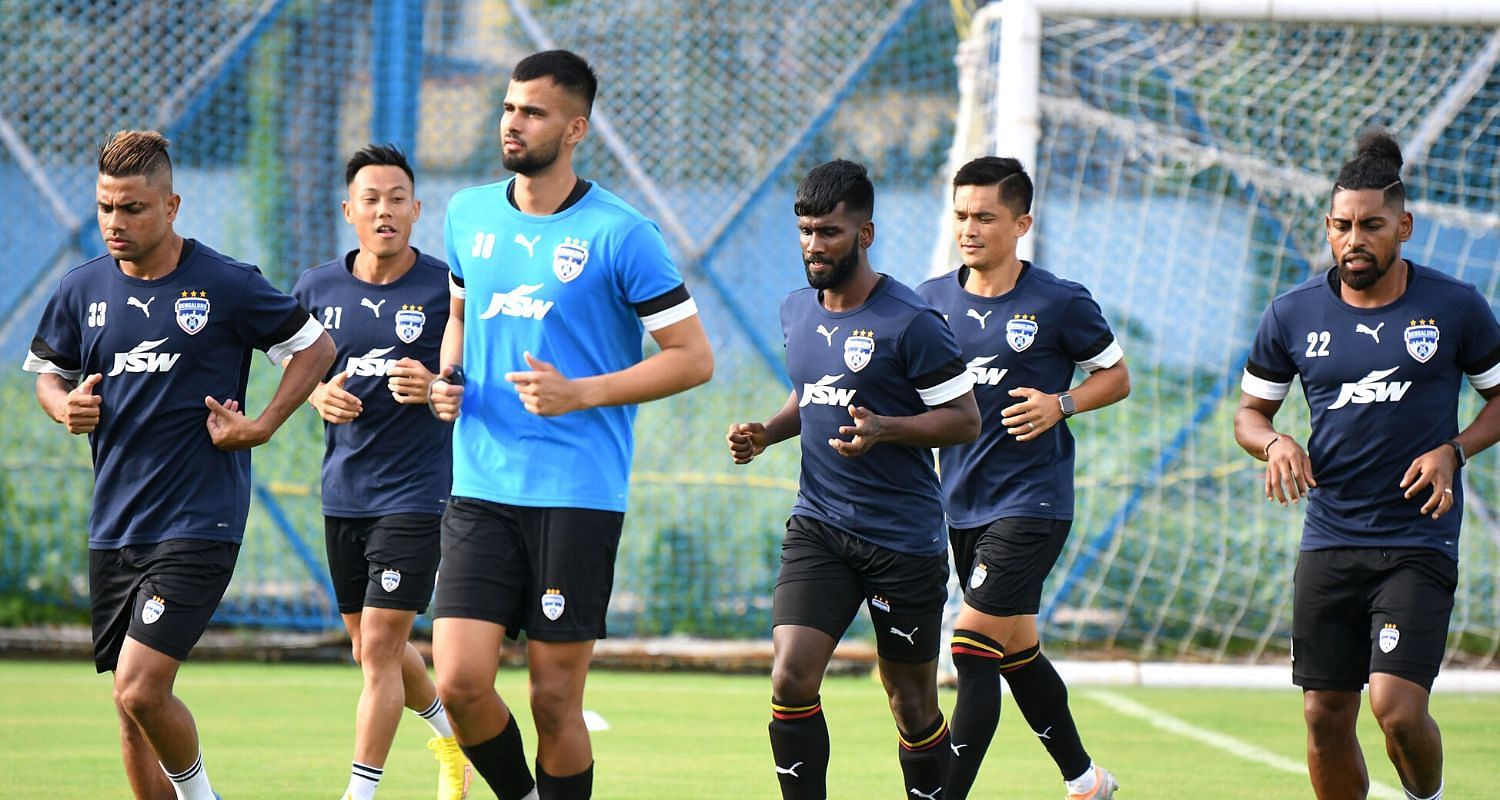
[444,178,697,511]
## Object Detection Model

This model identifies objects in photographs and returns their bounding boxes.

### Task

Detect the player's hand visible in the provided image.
[1000,387,1061,442]
[387,358,436,404]
[726,422,770,464]
[205,396,268,450]
[830,405,884,457]
[428,366,464,422]
[505,352,586,416]
[1400,445,1459,519]
[60,373,103,434]
[1265,436,1316,506]
[308,371,362,424]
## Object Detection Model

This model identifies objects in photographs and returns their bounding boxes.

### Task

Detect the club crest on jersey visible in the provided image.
[1404,319,1438,363]
[381,569,401,593]
[1006,314,1038,352]
[553,237,589,283]
[541,588,566,621]
[142,595,166,625]
[844,329,875,373]
[395,304,425,344]
[1379,623,1400,653]
[175,290,210,335]
[970,562,988,589]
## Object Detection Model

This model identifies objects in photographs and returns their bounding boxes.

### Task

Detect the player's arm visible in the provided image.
[1001,360,1131,442]
[506,313,714,416]
[35,372,102,435]
[208,329,335,450]
[831,389,980,457]
[429,292,465,421]
[726,390,801,465]
[1235,392,1315,506]
[1399,377,1500,520]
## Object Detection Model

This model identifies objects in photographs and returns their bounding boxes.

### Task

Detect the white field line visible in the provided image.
[1083,690,1404,800]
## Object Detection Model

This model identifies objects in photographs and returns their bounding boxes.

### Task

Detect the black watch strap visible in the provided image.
[1444,438,1466,468]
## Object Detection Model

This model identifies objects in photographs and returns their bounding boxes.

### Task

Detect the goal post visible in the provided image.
[936,0,1500,665]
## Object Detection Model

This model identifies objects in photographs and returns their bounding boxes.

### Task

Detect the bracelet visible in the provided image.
[1263,434,1283,459]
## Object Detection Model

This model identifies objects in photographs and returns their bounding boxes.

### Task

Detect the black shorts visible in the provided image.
[432,496,624,641]
[1293,547,1458,692]
[950,517,1071,617]
[325,514,441,614]
[89,539,239,673]
[773,515,949,664]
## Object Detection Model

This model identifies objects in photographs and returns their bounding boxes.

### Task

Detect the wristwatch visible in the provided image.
[1058,392,1077,418]
[1444,438,1466,468]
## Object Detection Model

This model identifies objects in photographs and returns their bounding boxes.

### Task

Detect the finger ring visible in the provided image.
[1444,488,1453,494]
[1027,421,1036,431]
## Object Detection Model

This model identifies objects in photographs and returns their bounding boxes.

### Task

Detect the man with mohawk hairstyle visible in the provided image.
[23,129,334,800]
[1235,129,1500,800]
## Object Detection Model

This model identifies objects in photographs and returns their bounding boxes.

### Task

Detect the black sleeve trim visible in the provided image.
[264,307,310,348]
[635,283,691,317]
[1460,342,1500,376]
[30,336,80,372]
[1245,358,1295,384]
[451,273,466,288]
[913,358,967,390]
[1070,330,1115,363]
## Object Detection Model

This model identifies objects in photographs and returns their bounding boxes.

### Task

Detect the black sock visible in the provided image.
[1000,645,1090,781]
[897,711,951,800]
[536,760,593,800]
[947,629,1005,799]
[459,714,536,800]
[769,695,829,800]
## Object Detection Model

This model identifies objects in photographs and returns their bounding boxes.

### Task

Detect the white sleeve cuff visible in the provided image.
[1077,340,1124,372]
[919,370,975,407]
[641,298,698,332]
[265,315,324,365]
[22,350,83,382]
[449,273,467,299]
[1469,360,1500,391]
[1241,370,1291,401]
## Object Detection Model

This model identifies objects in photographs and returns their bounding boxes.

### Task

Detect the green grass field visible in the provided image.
[2,661,1498,798]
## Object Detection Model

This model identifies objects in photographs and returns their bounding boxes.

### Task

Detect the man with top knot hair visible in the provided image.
[1235,129,1500,800]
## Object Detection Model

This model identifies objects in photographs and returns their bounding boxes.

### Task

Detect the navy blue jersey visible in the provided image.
[782,276,973,556]
[23,240,323,550]
[1242,265,1500,559]
[291,250,452,517]
[916,264,1123,526]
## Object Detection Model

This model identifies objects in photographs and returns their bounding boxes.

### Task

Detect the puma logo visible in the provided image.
[817,324,838,346]
[966,308,993,329]
[514,233,541,257]
[1356,322,1384,343]
[127,296,155,317]
[910,787,942,800]
[775,762,803,778]
[950,742,968,756]
[1035,726,1052,740]
[361,297,387,318]
[889,626,918,645]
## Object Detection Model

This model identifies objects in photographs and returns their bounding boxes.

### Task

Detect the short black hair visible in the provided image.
[953,156,1032,216]
[1332,128,1404,207]
[345,143,414,188]
[513,49,598,116]
[794,159,874,219]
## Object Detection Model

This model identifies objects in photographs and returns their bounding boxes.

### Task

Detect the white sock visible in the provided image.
[161,753,216,800]
[1406,779,1443,800]
[1065,763,1098,794]
[415,697,455,739]
[346,761,383,800]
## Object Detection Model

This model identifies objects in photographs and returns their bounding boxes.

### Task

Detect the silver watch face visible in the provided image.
[1060,394,1076,416]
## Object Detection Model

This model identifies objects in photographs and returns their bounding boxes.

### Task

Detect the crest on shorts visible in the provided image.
[1006,314,1038,352]
[394,305,425,344]
[869,595,891,613]
[381,569,401,593]
[541,588,566,621]
[1404,319,1439,363]
[844,329,875,373]
[175,291,210,335]
[142,595,166,625]
[1378,623,1400,653]
[553,237,589,283]
[970,562,988,589]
